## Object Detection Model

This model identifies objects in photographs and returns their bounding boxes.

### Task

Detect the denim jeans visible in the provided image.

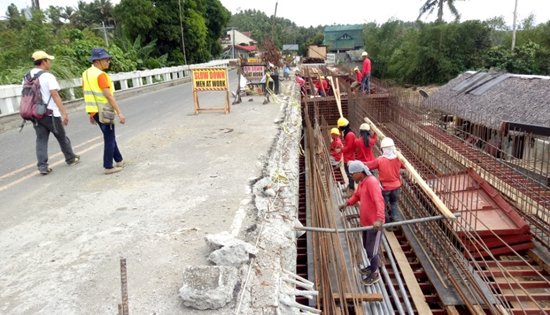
[363,229,382,273]
[383,188,401,223]
[361,74,371,94]
[345,163,355,190]
[33,116,77,172]
[93,114,122,169]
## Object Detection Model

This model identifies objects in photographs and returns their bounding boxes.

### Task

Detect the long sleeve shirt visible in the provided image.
[346,176,385,226]
[366,157,404,191]
[330,136,343,161]
[342,131,356,163]
[354,133,377,163]
[355,71,363,82]
[362,58,372,76]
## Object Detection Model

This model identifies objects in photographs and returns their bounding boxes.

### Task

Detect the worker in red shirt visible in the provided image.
[350,67,363,91]
[355,123,377,163]
[314,76,329,96]
[337,117,356,194]
[366,137,405,229]
[329,128,343,167]
[361,51,371,94]
[339,161,385,286]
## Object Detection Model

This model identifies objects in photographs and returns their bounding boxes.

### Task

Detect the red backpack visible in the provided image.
[19,71,52,121]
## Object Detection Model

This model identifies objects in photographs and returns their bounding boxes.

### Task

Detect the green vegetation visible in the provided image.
[365,17,550,85]
[0,0,229,84]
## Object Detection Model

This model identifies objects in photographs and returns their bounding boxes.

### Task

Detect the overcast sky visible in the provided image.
[2,0,549,27]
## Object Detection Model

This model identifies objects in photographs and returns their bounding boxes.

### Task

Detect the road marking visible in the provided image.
[0,138,104,193]
[0,135,102,181]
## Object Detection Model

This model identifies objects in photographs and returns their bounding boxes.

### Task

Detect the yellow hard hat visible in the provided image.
[330,128,340,135]
[337,117,349,128]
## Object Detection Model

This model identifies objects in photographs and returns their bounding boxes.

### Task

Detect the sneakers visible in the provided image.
[359,268,372,278]
[115,160,125,168]
[67,155,81,166]
[39,168,53,175]
[362,271,380,286]
[104,166,123,175]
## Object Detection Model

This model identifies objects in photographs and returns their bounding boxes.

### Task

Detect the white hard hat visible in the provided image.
[361,51,368,57]
[359,123,370,131]
[381,137,395,148]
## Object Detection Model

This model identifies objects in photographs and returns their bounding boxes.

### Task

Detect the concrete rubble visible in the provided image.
[178,265,239,310]
[234,85,306,314]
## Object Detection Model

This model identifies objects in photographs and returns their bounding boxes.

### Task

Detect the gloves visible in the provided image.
[373,220,383,231]
[338,204,347,211]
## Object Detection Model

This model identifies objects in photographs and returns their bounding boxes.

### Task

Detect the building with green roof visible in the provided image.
[323,24,364,52]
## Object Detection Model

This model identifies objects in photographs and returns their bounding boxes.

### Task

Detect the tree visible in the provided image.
[418,0,460,22]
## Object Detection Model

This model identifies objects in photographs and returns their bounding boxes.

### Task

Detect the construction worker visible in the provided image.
[350,66,363,91]
[366,137,405,229]
[339,161,385,286]
[329,128,343,167]
[361,51,371,94]
[337,117,356,194]
[314,76,328,97]
[355,123,377,163]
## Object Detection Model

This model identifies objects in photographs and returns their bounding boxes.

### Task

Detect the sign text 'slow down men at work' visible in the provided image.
[192,68,228,91]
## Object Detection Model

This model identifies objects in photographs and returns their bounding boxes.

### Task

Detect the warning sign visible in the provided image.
[192,68,228,91]
[191,67,230,114]
[242,65,265,84]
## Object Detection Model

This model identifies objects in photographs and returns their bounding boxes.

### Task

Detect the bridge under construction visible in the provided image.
[292,66,550,315]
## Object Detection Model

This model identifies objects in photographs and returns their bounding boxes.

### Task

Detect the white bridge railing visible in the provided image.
[0,59,236,117]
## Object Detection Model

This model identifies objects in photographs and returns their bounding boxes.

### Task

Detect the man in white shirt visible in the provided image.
[27,50,80,175]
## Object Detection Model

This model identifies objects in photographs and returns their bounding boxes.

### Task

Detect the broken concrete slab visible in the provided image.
[179,265,239,310]
[208,244,252,267]
[205,231,258,256]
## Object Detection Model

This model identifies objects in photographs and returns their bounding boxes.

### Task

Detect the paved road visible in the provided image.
[0,72,285,314]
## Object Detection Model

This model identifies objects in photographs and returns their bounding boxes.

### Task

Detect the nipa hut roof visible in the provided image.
[424,71,550,130]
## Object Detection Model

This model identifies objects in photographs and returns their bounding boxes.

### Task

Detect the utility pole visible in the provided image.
[92,21,114,46]
[232,28,235,59]
[178,0,188,65]
[31,0,40,9]
[511,0,519,52]
[271,1,278,42]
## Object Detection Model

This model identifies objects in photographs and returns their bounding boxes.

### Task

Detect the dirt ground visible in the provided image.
[0,84,285,314]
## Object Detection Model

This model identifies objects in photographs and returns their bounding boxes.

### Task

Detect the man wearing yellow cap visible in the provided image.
[26,50,80,175]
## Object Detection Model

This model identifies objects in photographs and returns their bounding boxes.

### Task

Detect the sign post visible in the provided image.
[192,67,231,114]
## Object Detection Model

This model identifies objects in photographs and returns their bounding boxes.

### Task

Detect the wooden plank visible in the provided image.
[332,292,383,302]
[385,231,433,315]
[365,117,455,219]
[445,305,460,315]
[472,305,486,315]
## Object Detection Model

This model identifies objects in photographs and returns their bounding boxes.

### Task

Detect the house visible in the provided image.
[222,29,258,59]
[424,71,550,182]
[323,24,364,53]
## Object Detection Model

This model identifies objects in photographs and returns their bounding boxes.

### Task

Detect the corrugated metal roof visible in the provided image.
[324,24,364,32]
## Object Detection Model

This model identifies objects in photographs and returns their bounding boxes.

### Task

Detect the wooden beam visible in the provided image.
[364,117,456,219]
[445,305,460,315]
[332,292,383,302]
[385,231,433,315]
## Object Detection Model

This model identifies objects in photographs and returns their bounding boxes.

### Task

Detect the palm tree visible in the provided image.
[417,0,461,22]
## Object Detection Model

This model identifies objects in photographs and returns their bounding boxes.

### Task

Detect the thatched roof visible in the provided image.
[424,71,550,130]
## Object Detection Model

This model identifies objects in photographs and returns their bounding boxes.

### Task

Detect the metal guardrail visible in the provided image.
[0,59,237,117]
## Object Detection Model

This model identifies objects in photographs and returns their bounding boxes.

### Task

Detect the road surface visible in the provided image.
[0,73,284,314]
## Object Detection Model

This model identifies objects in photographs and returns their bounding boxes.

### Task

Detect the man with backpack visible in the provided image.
[23,50,80,175]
